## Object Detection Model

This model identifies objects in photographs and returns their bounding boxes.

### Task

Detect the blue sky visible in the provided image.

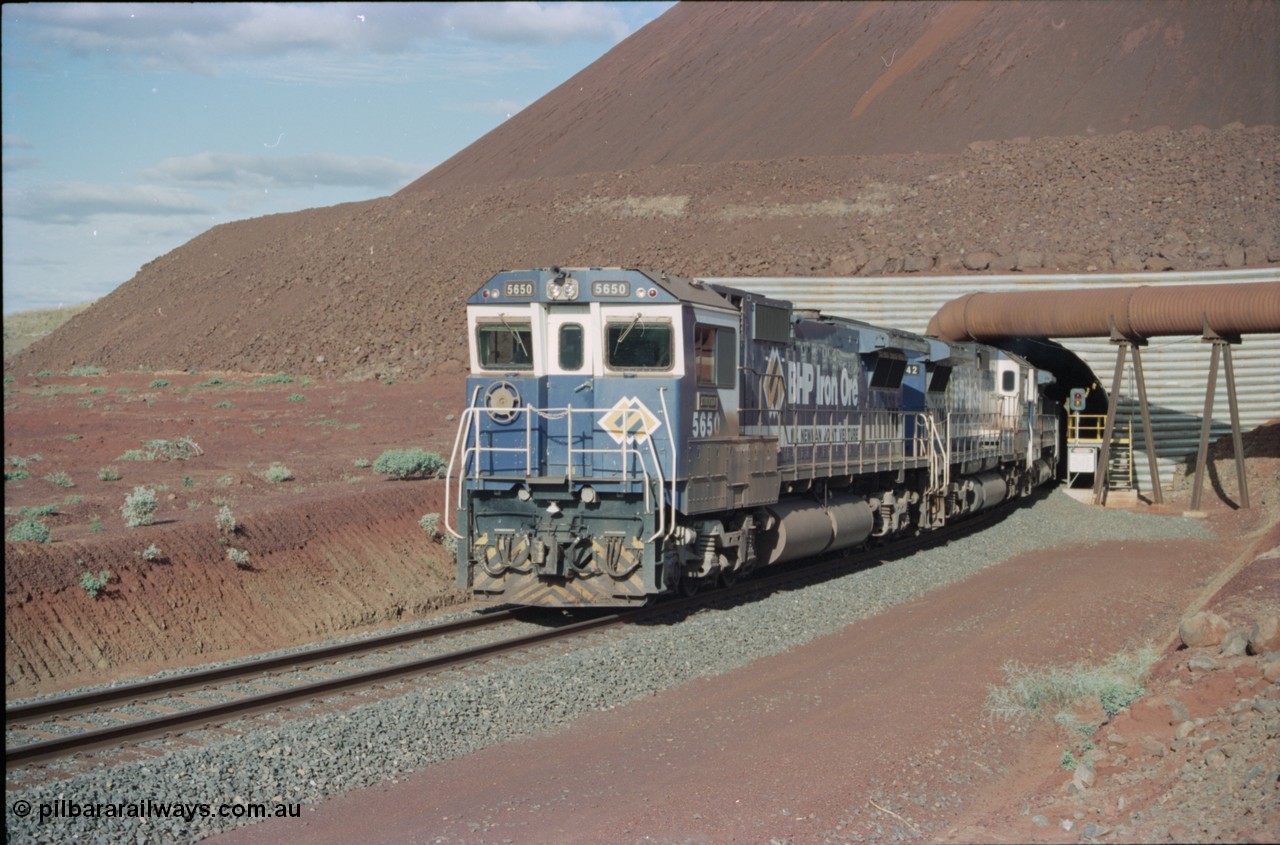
[1,2,674,315]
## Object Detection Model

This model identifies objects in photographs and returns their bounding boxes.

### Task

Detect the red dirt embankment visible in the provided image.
[5,485,459,697]
[4,371,469,699]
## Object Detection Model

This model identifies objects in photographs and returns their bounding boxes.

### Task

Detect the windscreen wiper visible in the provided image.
[500,314,529,358]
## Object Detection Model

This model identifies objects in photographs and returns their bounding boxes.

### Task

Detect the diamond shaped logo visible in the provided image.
[763,349,786,412]
[599,397,661,445]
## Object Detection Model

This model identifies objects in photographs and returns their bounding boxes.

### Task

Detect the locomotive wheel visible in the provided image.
[718,568,738,587]
[679,576,700,597]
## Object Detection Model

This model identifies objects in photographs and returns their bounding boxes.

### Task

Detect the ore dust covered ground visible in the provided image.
[205,425,1279,845]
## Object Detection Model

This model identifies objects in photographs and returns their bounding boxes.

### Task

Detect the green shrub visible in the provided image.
[252,372,295,384]
[215,504,237,534]
[88,514,103,533]
[287,394,305,402]
[420,512,458,553]
[80,570,111,598]
[227,547,251,568]
[117,449,150,462]
[12,503,56,518]
[66,365,105,376]
[4,469,30,482]
[1100,680,1145,717]
[6,517,51,543]
[140,543,163,562]
[99,466,122,481]
[985,647,1157,725]
[142,436,202,461]
[44,470,75,488]
[259,462,293,483]
[121,486,158,528]
[149,379,171,388]
[374,448,445,480]
[213,400,233,409]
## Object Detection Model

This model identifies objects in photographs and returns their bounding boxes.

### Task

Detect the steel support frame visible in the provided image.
[1091,338,1162,507]
[1190,334,1251,510]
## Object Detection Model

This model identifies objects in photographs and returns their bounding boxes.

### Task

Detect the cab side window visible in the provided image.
[606,321,673,371]
[694,324,736,387]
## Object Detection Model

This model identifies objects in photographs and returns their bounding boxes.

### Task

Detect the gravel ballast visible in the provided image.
[4,490,1215,843]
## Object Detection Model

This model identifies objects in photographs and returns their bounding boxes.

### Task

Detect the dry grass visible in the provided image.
[3,303,94,359]
[985,646,1159,725]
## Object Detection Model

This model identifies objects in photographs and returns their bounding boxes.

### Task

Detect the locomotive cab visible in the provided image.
[448,268,740,606]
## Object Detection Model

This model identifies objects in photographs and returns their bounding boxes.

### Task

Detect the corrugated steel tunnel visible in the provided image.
[926,280,1280,507]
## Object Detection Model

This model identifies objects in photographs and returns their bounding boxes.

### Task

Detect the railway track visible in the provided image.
[4,606,628,771]
[6,498,1017,776]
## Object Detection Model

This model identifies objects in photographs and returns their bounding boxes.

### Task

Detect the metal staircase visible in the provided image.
[1106,426,1134,491]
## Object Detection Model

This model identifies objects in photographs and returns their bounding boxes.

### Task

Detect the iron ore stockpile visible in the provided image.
[10,2,1279,382]
[5,493,1214,844]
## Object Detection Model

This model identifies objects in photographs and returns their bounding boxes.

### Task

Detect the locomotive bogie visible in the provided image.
[447,268,1061,607]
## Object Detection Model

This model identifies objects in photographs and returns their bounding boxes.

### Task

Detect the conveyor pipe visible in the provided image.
[926,282,1280,342]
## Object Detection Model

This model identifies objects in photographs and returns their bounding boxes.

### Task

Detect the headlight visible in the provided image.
[547,276,579,300]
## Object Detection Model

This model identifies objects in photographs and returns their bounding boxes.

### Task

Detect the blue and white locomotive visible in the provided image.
[446,267,1059,607]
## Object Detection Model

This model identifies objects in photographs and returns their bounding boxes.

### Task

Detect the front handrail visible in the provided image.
[652,386,674,542]
[444,386,485,539]
[444,401,672,540]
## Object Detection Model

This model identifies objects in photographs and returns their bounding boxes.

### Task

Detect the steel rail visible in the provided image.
[6,611,632,769]
[5,609,526,725]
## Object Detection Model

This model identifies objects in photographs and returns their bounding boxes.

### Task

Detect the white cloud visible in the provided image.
[5,182,210,223]
[9,3,641,74]
[443,2,630,44]
[453,98,529,116]
[3,156,42,174]
[144,151,424,190]
[3,134,35,149]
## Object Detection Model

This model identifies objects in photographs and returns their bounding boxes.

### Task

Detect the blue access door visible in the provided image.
[543,307,594,479]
